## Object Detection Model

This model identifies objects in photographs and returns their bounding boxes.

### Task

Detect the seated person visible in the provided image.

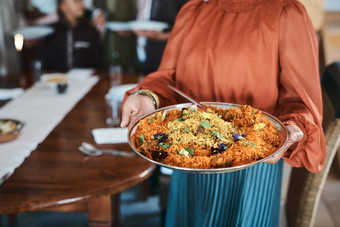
[40,0,102,71]
[24,0,106,32]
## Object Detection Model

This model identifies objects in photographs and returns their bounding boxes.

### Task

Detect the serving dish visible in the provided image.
[0,119,25,143]
[128,102,288,174]
[41,73,68,89]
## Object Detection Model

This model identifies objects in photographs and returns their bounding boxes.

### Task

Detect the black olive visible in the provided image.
[211,147,219,155]
[181,108,189,117]
[151,150,168,161]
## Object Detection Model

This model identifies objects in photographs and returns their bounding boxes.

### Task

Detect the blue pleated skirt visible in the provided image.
[165,160,283,227]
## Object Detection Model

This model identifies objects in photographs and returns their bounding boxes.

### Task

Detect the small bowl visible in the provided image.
[41,73,68,89]
[0,119,25,143]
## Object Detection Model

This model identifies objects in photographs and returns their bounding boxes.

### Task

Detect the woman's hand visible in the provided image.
[263,124,304,164]
[92,11,106,33]
[120,95,155,129]
[133,30,170,41]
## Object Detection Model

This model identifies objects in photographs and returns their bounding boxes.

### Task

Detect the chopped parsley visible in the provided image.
[184,147,195,155]
[184,127,190,133]
[149,118,154,123]
[200,120,211,129]
[159,142,171,149]
[212,131,224,139]
[139,134,145,145]
[177,147,195,158]
[243,141,256,147]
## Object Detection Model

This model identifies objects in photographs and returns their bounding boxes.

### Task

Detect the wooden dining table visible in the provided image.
[0,73,155,227]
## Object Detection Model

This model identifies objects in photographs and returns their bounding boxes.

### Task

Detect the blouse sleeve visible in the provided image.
[124,0,201,107]
[277,0,326,173]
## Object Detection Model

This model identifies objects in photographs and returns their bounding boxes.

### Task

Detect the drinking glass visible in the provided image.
[105,93,122,127]
[30,59,43,83]
[106,64,123,127]
[109,65,122,87]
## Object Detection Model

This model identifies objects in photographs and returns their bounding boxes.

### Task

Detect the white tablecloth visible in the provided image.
[0,74,99,184]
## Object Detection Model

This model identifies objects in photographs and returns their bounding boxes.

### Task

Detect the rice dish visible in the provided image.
[132,105,281,169]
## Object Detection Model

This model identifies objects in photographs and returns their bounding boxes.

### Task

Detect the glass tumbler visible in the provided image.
[105,93,122,127]
[109,65,122,87]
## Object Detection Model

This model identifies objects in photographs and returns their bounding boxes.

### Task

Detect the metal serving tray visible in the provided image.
[128,102,288,174]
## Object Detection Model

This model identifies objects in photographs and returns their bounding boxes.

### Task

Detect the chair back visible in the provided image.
[322,62,340,117]
[285,89,340,227]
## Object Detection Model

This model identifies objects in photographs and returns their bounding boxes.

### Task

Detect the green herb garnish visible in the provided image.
[139,134,145,145]
[243,141,256,147]
[159,143,171,149]
[185,147,195,155]
[149,118,154,123]
[177,118,184,122]
[184,127,190,133]
[200,120,211,129]
[212,131,224,139]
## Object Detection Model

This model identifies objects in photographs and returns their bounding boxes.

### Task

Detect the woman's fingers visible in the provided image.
[263,124,304,164]
[264,140,294,164]
[120,95,155,128]
[120,96,137,128]
[286,124,304,142]
[120,103,132,128]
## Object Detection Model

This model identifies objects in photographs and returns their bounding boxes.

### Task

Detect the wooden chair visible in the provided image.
[285,90,340,227]
[322,62,340,177]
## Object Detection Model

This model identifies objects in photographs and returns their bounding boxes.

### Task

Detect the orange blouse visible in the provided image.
[126,0,326,173]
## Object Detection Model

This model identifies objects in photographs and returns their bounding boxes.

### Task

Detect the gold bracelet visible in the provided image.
[133,89,159,109]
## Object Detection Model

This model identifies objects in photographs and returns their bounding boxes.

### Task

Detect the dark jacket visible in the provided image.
[41,15,101,71]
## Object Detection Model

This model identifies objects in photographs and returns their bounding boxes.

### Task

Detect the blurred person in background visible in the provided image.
[39,0,102,71]
[0,0,22,76]
[111,0,187,74]
[103,0,136,73]
[23,0,106,33]
[133,0,188,74]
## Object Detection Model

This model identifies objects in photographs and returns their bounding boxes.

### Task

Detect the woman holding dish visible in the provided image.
[121,0,325,226]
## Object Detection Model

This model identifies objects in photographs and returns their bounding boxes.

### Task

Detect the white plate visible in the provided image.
[41,73,68,89]
[12,26,54,40]
[106,84,138,102]
[0,88,24,101]
[128,20,169,31]
[106,21,131,31]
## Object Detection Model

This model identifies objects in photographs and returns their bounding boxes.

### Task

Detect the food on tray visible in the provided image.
[0,120,18,134]
[45,76,68,83]
[132,105,281,169]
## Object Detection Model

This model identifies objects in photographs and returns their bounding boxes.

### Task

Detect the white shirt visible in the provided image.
[30,0,94,14]
[136,0,153,62]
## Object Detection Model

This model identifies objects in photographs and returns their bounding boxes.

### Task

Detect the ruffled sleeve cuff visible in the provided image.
[278,113,325,173]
